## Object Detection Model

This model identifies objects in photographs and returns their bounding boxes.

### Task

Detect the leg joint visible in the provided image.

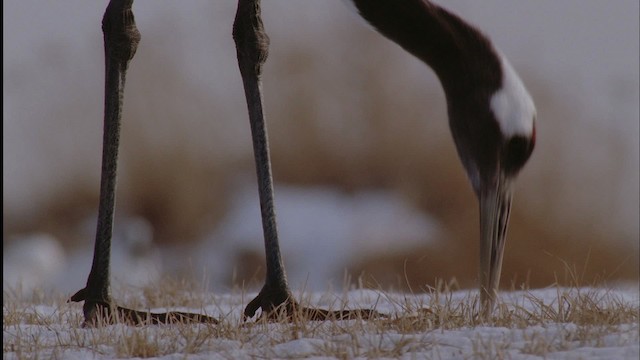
[233,0,269,73]
[102,0,141,62]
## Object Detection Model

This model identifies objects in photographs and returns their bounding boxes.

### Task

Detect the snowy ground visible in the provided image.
[3,287,638,359]
[4,184,638,359]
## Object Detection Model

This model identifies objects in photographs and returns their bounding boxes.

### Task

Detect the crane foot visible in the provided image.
[69,287,218,326]
[243,284,384,322]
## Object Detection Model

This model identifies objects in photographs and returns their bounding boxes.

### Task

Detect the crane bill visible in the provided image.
[479,178,513,319]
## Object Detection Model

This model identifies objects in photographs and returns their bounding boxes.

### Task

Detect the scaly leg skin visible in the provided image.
[69,0,216,326]
[233,0,381,322]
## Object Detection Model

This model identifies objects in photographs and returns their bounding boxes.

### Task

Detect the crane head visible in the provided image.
[448,52,536,318]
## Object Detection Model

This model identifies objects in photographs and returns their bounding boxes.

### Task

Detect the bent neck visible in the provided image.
[350,0,503,99]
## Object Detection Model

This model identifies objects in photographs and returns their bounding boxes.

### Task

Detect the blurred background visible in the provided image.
[4,1,639,297]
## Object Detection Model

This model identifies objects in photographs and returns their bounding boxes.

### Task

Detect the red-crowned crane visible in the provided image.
[71,0,535,325]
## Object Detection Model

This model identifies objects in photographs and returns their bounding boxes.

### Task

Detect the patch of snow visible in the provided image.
[3,218,162,296]
[191,182,440,291]
[3,233,66,295]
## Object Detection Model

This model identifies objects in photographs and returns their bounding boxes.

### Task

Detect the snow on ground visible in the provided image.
[3,217,163,297]
[6,185,636,359]
[191,181,439,292]
[3,183,438,295]
[3,287,639,359]
[3,184,638,359]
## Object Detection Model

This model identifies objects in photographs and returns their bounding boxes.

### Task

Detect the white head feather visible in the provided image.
[490,54,536,138]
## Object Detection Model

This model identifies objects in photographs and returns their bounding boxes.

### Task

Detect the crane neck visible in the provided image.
[350,0,503,100]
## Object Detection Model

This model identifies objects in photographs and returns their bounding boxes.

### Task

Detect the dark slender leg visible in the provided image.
[233,0,380,322]
[69,0,216,326]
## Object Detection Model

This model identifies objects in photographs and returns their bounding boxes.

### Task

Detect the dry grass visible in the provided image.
[4,273,638,359]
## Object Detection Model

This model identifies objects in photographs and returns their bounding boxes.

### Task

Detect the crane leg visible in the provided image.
[69,0,216,326]
[233,0,380,321]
